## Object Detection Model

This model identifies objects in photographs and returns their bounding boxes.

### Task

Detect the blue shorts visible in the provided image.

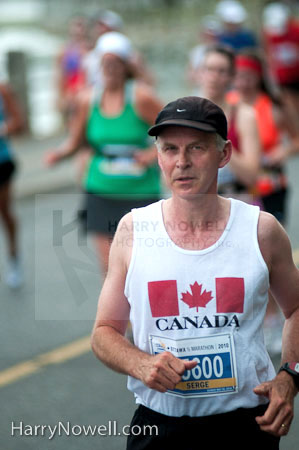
[0,160,16,187]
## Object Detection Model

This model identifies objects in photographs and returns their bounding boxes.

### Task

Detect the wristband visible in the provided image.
[278,362,299,390]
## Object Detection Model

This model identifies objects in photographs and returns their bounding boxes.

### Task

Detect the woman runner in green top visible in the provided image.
[45,32,163,273]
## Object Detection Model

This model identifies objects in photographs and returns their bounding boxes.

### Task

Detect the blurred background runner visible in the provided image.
[262,2,299,131]
[193,44,261,200]
[187,15,221,89]
[45,32,163,274]
[0,82,24,288]
[215,0,258,51]
[56,15,89,127]
[227,49,299,355]
[83,10,124,89]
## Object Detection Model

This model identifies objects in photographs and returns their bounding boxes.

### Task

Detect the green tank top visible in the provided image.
[84,81,160,198]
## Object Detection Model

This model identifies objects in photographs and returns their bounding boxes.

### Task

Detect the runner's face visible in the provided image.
[157,127,230,199]
[234,68,260,95]
[200,52,233,100]
[101,53,127,85]
[69,18,86,40]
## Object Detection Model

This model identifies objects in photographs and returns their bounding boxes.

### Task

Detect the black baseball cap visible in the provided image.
[148,96,227,140]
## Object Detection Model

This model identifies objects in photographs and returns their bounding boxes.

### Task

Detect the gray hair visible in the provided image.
[215,133,227,152]
[155,132,227,153]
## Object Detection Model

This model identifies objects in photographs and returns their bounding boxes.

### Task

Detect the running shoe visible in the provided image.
[5,258,24,289]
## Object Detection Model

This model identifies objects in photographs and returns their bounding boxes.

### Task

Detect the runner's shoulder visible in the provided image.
[236,101,256,123]
[105,213,133,277]
[257,211,291,266]
[135,81,161,107]
[111,213,134,270]
[115,212,134,240]
[74,87,93,108]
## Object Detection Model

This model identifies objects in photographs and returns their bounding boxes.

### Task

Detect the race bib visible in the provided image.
[149,333,238,398]
[99,158,145,176]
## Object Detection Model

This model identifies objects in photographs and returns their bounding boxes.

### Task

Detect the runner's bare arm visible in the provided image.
[44,90,91,166]
[257,212,299,320]
[254,212,299,436]
[267,105,299,165]
[0,84,24,135]
[135,82,163,125]
[91,213,196,392]
[133,83,164,167]
[229,104,261,187]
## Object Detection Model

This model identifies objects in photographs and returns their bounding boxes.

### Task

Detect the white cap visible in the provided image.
[96,10,123,31]
[216,0,247,24]
[200,15,222,33]
[263,3,290,34]
[96,32,133,61]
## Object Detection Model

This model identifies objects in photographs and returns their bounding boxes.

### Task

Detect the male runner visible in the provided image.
[91,96,299,450]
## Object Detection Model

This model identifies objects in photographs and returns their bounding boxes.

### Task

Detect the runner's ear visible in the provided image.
[218,140,232,169]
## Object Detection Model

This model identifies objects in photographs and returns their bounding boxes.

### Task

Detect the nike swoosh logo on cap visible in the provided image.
[176,109,186,112]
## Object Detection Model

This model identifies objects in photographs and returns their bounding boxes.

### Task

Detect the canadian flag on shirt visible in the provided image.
[148,278,244,317]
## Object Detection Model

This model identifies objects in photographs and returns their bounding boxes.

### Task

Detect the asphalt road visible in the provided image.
[1,156,299,450]
[0,188,135,450]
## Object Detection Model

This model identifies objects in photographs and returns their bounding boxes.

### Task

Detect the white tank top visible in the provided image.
[124,198,275,417]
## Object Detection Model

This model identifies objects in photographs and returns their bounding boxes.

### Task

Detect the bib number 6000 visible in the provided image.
[182,355,224,381]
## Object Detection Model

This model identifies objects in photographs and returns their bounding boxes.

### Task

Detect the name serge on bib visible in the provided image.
[149,333,238,398]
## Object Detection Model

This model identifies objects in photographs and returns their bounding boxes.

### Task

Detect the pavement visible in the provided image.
[12,133,78,199]
[0,189,133,450]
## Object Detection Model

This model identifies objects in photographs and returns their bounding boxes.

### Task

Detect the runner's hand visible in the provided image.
[133,148,157,167]
[253,371,297,436]
[264,144,287,166]
[137,352,197,393]
[44,151,62,167]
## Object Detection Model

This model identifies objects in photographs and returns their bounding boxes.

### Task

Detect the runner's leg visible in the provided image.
[0,181,18,258]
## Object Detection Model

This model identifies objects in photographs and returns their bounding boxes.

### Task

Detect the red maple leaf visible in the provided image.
[181,282,213,312]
